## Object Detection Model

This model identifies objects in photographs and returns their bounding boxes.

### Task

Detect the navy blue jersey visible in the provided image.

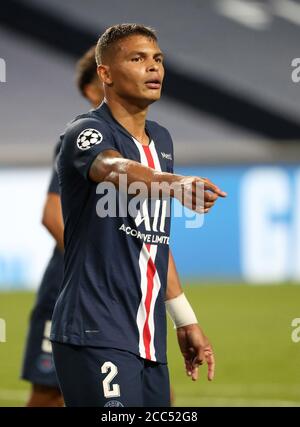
[47,141,60,194]
[33,247,63,312]
[50,102,174,364]
[35,140,63,311]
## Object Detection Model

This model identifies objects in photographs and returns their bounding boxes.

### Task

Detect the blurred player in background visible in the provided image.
[51,24,226,407]
[21,46,104,407]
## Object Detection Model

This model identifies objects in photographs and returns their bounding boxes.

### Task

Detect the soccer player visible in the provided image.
[50,24,226,407]
[21,46,104,407]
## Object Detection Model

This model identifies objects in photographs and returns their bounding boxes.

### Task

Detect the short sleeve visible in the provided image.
[47,141,61,194]
[48,168,60,194]
[62,117,119,180]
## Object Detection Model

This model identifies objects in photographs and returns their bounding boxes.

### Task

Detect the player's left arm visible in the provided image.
[166,250,215,381]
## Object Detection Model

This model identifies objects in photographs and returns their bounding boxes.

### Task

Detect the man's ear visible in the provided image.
[97,65,113,85]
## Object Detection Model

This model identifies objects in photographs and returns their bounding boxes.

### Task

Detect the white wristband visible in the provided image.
[165,293,198,329]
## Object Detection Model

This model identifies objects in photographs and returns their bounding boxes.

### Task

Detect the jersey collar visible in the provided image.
[95,101,154,146]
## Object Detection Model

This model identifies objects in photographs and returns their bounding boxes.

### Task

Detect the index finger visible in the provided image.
[202,179,227,198]
[206,350,215,381]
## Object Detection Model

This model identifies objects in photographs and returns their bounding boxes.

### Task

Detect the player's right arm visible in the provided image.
[89,150,226,212]
[64,118,226,212]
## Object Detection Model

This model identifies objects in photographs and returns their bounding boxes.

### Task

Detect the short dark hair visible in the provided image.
[75,45,98,96]
[95,23,157,65]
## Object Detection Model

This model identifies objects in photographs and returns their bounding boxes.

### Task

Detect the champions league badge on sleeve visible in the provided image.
[77,128,103,150]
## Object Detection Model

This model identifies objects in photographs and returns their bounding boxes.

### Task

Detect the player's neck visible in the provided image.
[105,96,150,145]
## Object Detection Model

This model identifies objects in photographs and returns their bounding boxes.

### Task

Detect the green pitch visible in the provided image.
[0,284,300,407]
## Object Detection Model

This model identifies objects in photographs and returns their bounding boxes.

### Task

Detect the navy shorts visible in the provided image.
[21,309,60,388]
[52,342,170,407]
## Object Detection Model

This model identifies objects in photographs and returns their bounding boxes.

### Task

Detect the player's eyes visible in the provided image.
[131,56,163,63]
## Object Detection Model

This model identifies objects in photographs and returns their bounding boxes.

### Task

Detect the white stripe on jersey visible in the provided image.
[136,244,151,359]
[147,244,160,360]
[132,137,164,361]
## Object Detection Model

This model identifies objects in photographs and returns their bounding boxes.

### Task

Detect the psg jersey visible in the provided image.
[50,102,174,364]
[34,140,64,311]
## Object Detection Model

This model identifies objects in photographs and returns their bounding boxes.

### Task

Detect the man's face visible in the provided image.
[102,35,164,107]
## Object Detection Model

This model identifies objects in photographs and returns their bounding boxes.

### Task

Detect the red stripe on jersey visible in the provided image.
[143,244,156,359]
[142,146,156,360]
[142,145,155,169]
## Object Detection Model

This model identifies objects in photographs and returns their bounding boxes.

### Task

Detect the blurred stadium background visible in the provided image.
[1,0,300,406]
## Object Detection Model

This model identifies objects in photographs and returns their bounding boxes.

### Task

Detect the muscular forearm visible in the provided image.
[166,250,183,300]
[89,150,226,212]
[89,150,181,195]
[167,257,214,380]
[166,250,198,328]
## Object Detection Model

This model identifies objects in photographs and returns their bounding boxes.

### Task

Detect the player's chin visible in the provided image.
[144,89,162,102]
[134,90,161,108]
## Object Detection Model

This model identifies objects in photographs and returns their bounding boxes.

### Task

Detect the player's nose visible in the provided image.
[147,62,159,72]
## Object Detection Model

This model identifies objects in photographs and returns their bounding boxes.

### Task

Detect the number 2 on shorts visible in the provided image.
[101,361,120,398]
